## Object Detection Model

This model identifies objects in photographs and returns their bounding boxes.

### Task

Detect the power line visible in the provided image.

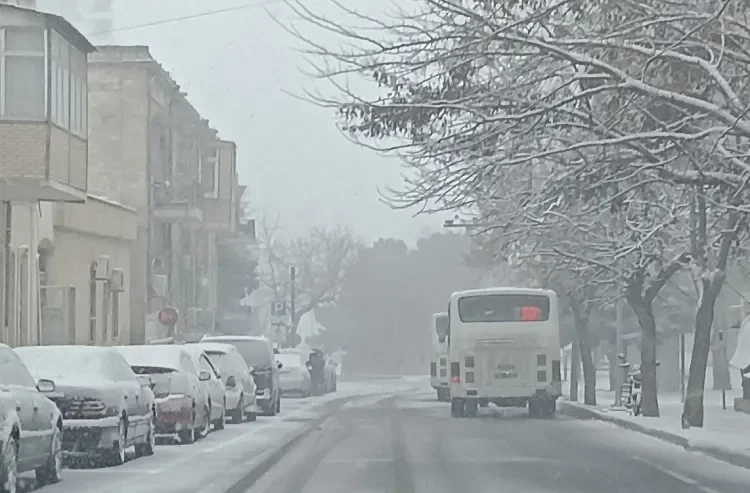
[87,0,288,36]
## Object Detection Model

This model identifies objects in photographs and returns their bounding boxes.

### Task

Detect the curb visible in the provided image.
[559,400,750,470]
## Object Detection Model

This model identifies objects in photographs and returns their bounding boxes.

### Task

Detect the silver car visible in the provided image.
[195,342,259,423]
[277,352,311,397]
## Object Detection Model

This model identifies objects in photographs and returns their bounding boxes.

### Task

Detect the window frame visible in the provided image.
[0,26,47,121]
[202,147,220,199]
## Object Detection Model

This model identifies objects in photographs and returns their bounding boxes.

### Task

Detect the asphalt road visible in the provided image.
[15,380,425,493]
[247,391,750,493]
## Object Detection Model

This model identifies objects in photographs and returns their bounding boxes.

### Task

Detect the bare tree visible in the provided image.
[257,215,359,346]
[283,0,750,419]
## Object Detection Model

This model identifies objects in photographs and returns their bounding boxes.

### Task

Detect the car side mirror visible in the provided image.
[248,367,255,376]
[198,370,212,381]
[37,379,55,393]
[277,361,283,369]
[225,376,236,388]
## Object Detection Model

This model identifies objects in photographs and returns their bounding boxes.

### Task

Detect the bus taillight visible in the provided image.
[520,306,542,321]
[450,362,460,383]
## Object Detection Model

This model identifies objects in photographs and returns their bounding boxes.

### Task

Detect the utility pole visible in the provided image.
[289,266,296,347]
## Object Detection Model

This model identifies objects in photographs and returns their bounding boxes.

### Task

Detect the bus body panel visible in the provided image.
[448,288,562,403]
[430,312,449,390]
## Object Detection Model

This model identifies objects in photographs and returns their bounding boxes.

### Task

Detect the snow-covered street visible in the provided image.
[246,386,750,493]
[14,379,424,493]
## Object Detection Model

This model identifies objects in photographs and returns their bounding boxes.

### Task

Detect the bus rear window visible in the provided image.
[457,294,550,323]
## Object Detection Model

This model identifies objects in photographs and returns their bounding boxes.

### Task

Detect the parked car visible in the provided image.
[277,351,311,397]
[0,344,62,491]
[200,336,281,416]
[195,342,258,423]
[116,345,211,444]
[15,346,155,467]
[182,345,227,430]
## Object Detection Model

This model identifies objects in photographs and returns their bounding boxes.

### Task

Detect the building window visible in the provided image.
[49,29,86,137]
[202,147,219,198]
[0,27,45,120]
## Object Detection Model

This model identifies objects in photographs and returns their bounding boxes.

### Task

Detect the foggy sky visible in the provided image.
[46,0,450,242]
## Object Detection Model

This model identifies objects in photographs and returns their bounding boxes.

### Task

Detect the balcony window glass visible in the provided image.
[0,27,45,120]
[49,29,87,137]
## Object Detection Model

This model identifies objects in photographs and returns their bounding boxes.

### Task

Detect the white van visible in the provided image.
[430,312,450,401]
[446,287,561,418]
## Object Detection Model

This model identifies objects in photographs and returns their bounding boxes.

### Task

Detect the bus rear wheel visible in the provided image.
[450,398,465,418]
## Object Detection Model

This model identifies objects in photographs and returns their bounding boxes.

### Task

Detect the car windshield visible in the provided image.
[217,340,272,368]
[205,351,233,375]
[15,346,108,381]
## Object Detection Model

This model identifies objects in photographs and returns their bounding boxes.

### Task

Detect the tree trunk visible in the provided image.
[627,296,660,417]
[579,337,597,405]
[570,301,596,405]
[683,274,724,428]
[570,341,580,402]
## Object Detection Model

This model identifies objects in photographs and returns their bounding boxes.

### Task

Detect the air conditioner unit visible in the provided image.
[109,268,125,292]
[95,255,110,280]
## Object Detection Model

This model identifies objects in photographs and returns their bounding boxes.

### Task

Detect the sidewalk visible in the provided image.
[560,371,750,469]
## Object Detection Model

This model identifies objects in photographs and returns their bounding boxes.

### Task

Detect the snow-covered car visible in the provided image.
[277,351,311,397]
[182,345,227,430]
[116,345,211,444]
[200,336,282,416]
[0,344,62,491]
[15,346,155,467]
[195,342,259,423]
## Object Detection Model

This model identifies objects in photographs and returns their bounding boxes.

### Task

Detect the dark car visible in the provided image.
[15,346,156,467]
[200,336,281,416]
[0,344,62,492]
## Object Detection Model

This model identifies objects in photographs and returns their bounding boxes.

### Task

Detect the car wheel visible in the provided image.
[232,395,245,424]
[246,412,257,422]
[36,425,63,485]
[1,436,18,493]
[108,418,127,466]
[180,406,196,444]
[199,403,211,438]
[136,414,156,457]
[214,400,226,430]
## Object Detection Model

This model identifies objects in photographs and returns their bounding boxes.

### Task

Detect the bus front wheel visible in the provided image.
[450,398,465,418]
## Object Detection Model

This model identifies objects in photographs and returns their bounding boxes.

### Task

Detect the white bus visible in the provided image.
[430,312,450,401]
[446,287,561,418]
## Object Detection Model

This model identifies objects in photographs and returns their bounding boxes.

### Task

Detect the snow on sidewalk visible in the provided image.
[560,371,750,469]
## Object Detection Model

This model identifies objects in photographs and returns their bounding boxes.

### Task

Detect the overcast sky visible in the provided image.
[39,0,450,243]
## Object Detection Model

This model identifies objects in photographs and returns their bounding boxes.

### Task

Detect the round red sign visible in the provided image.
[158,306,179,326]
